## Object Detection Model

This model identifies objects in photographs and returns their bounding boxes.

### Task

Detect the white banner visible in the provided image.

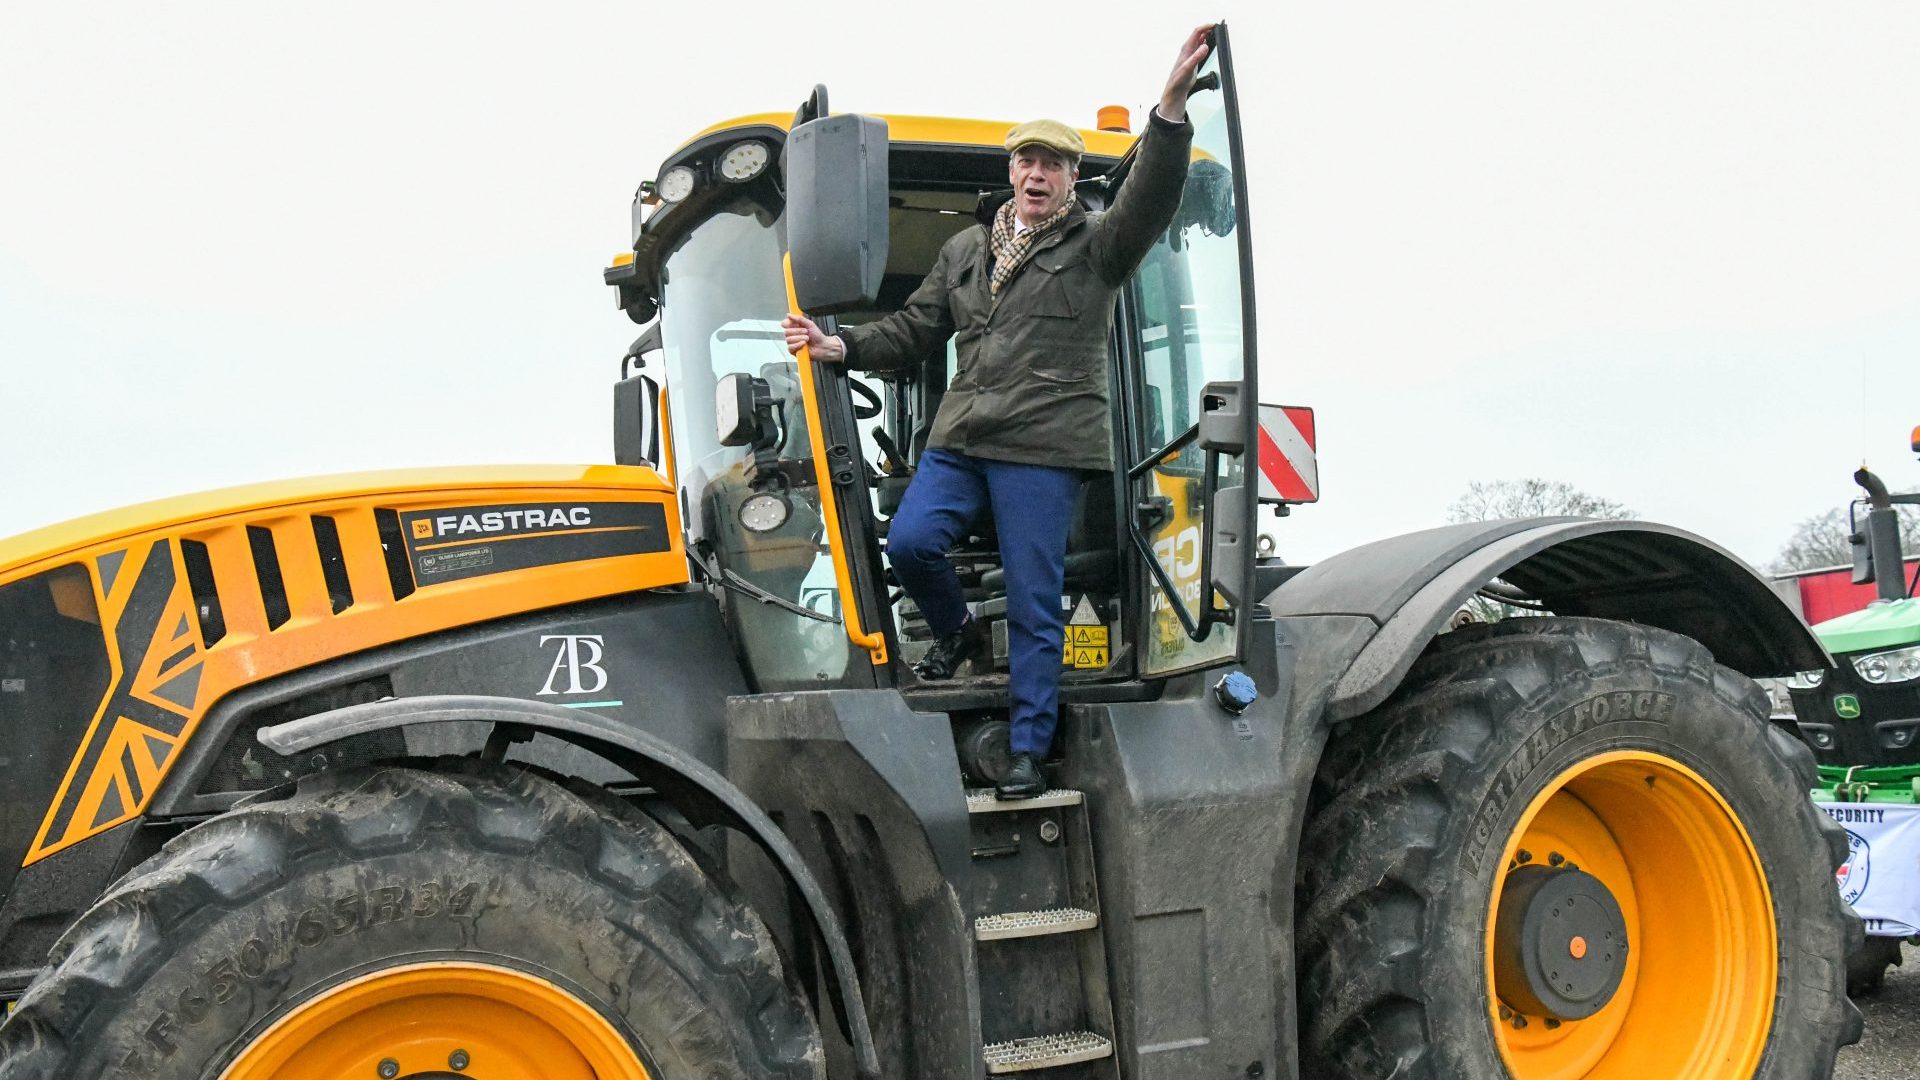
[1820,801,1920,937]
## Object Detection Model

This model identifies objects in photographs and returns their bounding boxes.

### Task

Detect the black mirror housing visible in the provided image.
[717,372,771,448]
[785,113,889,315]
[1852,530,1875,586]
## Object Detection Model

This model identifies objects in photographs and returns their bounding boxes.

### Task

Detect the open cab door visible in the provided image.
[782,87,896,669]
[1124,22,1261,677]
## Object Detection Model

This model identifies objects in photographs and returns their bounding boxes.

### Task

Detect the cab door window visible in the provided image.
[1130,33,1255,678]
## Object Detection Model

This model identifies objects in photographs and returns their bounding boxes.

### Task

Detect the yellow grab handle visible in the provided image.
[784,253,890,666]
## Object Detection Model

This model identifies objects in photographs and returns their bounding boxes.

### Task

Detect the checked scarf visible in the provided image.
[989,196,1074,296]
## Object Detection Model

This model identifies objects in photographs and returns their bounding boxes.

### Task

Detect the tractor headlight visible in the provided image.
[739,491,792,533]
[1852,645,1920,685]
[717,140,770,183]
[1786,669,1826,690]
[657,165,698,204]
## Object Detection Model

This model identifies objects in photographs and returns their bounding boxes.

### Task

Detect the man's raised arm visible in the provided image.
[1088,24,1213,286]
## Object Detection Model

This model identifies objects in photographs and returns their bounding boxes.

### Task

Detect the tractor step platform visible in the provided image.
[982,1030,1114,1074]
[966,788,1083,813]
[974,907,1098,941]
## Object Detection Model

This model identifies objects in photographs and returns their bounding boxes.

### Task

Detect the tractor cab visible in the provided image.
[605,31,1284,721]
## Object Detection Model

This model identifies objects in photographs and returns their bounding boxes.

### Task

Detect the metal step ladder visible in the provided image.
[966,786,1117,1076]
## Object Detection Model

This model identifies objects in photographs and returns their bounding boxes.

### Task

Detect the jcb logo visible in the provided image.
[411,520,435,540]
[1152,526,1203,582]
[539,634,609,696]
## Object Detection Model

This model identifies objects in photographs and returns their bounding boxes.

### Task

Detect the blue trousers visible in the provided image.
[888,449,1082,756]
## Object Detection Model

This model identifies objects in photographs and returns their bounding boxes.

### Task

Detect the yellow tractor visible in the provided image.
[0,24,1860,1080]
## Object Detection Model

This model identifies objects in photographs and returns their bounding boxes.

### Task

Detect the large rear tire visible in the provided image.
[1297,617,1861,1078]
[0,764,824,1080]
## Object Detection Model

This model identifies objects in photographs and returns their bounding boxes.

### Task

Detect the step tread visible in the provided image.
[966,788,1083,813]
[983,1030,1113,1073]
[975,907,1099,941]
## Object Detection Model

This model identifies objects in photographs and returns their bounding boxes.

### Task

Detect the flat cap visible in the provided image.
[1005,119,1084,163]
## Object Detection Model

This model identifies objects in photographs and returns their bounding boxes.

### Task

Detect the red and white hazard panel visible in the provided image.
[1256,404,1319,504]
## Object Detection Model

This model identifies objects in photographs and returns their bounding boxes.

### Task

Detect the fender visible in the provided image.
[256,694,882,1080]
[1266,517,1828,722]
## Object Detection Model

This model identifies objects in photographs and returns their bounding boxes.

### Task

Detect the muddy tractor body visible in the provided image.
[0,26,1861,1080]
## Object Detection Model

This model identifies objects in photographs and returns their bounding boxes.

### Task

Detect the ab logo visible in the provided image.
[539,634,610,696]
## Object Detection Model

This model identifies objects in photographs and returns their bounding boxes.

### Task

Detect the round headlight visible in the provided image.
[739,491,792,533]
[657,165,697,204]
[718,140,770,183]
[1859,654,1890,684]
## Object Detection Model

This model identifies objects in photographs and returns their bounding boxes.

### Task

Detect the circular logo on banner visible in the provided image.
[1836,827,1872,905]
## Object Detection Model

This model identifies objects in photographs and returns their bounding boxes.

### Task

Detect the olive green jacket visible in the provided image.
[839,110,1195,472]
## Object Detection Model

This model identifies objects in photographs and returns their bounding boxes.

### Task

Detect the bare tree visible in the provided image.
[1446,478,1635,525]
[1446,479,1637,622]
[1770,500,1920,575]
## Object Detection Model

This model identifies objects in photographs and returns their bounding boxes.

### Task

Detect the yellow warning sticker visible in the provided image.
[1062,596,1110,668]
[1068,625,1109,648]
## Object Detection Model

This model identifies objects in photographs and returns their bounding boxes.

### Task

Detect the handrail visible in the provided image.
[783,253,890,666]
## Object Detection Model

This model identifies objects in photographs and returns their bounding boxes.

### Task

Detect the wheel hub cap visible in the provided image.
[1494,864,1629,1020]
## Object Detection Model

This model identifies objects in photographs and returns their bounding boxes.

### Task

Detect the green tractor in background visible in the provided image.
[1790,427,1920,994]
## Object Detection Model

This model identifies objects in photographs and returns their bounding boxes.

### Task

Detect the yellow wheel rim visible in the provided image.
[1486,750,1775,1079]
[219,962,652,1080]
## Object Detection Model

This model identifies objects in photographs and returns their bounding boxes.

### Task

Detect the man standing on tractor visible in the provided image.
[783,25,1212,798]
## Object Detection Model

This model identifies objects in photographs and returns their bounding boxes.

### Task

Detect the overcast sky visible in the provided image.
[3,2,1917,571]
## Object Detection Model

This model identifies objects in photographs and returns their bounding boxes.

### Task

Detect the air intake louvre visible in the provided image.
[177,539,227,646]
[373,509,417,601]
[246,526,292,630]
[310,515,354,614]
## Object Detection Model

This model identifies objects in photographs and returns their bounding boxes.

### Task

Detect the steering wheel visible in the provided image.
[850,379,883,420]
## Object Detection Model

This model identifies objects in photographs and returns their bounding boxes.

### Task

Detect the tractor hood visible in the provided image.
[0,464,674,582]
[0,464,686,876]
[1812,597,1920,657]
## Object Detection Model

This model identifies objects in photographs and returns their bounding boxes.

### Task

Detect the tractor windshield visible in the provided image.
[657,196,860,690]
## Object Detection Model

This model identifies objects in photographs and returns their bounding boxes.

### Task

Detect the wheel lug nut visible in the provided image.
[1547,852,1565,867]
[1512,1014,1529,1029]
[1499,1004,1513,1020]
[1516,849,1532,864]
[449,1049,471,1072]
[1545,1018,1562,1030]
[377,1061,400,1080]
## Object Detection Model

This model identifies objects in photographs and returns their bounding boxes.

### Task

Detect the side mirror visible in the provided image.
[614,373,662,469]
[717,373,775,448]
[1852,529,1875,586]
[1209,484,1249,607]
[785,113,889,315]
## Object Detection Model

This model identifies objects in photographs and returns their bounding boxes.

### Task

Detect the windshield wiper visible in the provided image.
[690,544,840,624]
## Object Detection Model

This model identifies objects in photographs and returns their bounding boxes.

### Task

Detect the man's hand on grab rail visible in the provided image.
[781,314,845,363]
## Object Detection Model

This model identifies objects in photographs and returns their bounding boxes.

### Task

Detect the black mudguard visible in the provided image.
[1266,517,1828,722]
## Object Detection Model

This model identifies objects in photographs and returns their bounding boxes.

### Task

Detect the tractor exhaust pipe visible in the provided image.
[1852,466,1909,601]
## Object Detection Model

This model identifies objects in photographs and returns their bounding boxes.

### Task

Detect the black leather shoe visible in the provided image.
[997,753,1046,799]
[913,617,988,680]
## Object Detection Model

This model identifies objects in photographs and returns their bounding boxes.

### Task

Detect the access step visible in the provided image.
[966,788,1084,814]
[974,907,1098,941]
[983,1030,1113,1074]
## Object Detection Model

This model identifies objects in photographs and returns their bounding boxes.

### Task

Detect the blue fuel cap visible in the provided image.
[1214,671,1258,715]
